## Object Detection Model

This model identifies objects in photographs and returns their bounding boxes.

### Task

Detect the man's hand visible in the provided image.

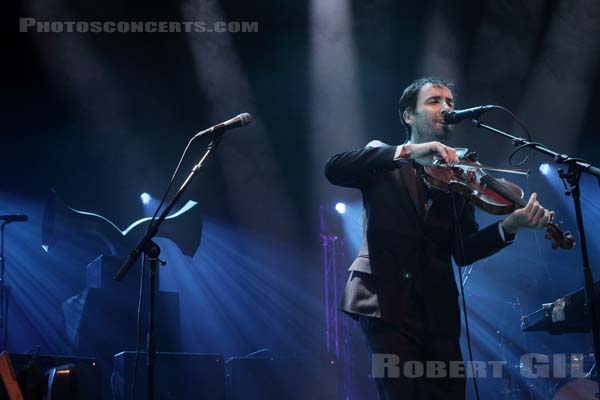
[501,193,555,234]
[402,141,459,166]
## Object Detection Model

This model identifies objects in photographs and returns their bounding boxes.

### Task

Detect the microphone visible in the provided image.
[0,214,28,223]
[443,105,496,124]
[194,113,253,139]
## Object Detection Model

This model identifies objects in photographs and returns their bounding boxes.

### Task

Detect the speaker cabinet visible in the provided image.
[6,354,100,400]
[112,352,225,400]
[226,357,340,400]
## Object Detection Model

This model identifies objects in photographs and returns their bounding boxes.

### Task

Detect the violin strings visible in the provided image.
[480,175,524,207]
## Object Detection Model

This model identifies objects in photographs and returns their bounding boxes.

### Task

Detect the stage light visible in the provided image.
[334,202,346,214]
[140,193,151,205]
[539,163,550,175]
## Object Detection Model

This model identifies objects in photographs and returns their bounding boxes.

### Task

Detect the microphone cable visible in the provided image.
[450,192,482,400]
[146,133,202,234]
[129,131,202,400]
[485,105,537,168]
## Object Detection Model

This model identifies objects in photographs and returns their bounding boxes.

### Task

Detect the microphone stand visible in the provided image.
[114,132,224,400]
[472,118,600,393]
[0,222,10,350]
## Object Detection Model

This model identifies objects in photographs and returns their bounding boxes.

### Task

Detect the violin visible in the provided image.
[420,152,576,250]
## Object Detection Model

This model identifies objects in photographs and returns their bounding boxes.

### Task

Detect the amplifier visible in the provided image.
[226,356,340,400]
[112,351,225,400]
[5,353,100,400]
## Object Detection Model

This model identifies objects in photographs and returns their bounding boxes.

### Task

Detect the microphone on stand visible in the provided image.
[443,105,496,124]
[0,215,28,223]
[193,113,253,139]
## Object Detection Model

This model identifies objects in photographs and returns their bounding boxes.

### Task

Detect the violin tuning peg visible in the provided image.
[564,231,573,239]
[464,151,478,162]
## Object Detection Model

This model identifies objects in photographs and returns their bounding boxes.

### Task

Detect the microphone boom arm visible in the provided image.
[114,134,222,281]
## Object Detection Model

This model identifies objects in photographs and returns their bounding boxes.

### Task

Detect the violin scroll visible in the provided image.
[545,221,576,250]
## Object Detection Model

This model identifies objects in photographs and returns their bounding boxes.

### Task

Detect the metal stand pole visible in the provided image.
[114,134,224,400]
[562,165,600,396]
[472,119,600,395]
[145,242,161,400]
[0,223,7,350]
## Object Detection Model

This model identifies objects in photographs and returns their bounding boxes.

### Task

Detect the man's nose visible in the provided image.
[440,104,451,114]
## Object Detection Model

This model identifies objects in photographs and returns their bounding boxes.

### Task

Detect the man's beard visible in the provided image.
[415,120,453,143]
[440,123,453,138]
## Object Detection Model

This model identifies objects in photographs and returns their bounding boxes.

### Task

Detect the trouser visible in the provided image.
[359,316,466,400]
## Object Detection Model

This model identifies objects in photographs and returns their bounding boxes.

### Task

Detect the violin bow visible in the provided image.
[432,159,531,175]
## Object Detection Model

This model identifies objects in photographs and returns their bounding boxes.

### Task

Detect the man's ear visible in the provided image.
[402,109,414,126]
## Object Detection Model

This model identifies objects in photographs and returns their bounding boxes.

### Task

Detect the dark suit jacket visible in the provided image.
[324,143,510,337]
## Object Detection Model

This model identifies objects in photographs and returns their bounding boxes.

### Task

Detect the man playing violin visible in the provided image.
[324,77,553,400]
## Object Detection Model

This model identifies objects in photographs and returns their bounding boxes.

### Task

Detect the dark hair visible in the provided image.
[398,77,454,141]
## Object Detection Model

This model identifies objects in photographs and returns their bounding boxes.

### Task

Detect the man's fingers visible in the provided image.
[524,193,536,212]
[445,152,454,165]
[430,142,443,156]
[432,145,448,164]
[439,147,448,161]
[536,211,550,229]
[432,143,458,165]
[508,192,554,231]
[531,201,540,217]
[531,205,545,226]
[447,148,459,165]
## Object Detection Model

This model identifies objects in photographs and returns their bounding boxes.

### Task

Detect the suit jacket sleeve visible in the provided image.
[452,199,510,266]
[324,145,406,189]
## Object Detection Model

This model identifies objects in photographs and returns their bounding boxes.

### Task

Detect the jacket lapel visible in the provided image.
[399,163,425,218]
